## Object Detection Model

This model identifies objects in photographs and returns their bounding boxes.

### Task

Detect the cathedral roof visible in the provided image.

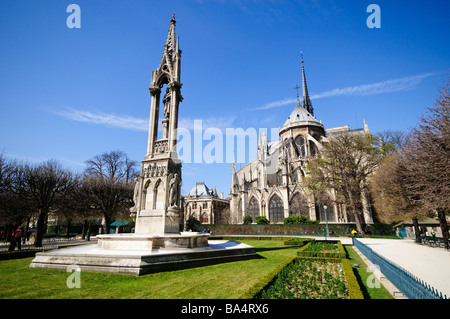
[283,103,320,127]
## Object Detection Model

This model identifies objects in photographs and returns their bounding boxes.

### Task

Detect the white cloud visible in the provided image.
[57,109,148,132]
[253,72,436,110]
[56,109,236,133]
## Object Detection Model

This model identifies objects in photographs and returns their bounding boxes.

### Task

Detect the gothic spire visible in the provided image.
[301,53,314,116]
[160,13,177,74]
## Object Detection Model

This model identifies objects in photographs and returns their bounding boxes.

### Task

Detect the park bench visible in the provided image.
[420,236,446,247]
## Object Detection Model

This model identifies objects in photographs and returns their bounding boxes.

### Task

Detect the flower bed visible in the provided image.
[254,257,363,299]
[297,240,347,259]
[244,240,364,299]
[258,258,349,299]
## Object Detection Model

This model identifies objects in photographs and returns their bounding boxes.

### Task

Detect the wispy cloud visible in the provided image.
[56,108,236,132]
[57,109,148,132]
[253,72,436,110]
[179,116,236,131]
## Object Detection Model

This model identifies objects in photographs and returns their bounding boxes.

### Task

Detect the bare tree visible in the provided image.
[369,152,427,242]
[85,150,138,183]
[82,151,138,234]
[18,160,76,247]
[401,78,450,247]
[0,154,32,239]
[306,132,380,233]
[373,130,407,158]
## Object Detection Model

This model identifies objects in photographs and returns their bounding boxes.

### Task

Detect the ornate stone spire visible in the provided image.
[301,53,314,116]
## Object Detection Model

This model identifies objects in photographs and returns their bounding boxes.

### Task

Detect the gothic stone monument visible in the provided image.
[29,14,256,275]
[96,13,208,250]
[130,12,185,236]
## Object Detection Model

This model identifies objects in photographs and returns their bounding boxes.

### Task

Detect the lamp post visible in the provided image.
[323,204,329,241]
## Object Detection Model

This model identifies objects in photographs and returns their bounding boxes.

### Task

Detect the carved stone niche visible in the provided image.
[154,139,169,154]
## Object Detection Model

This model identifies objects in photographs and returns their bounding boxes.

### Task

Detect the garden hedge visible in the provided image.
[243,241,364,299]
[246,256,364,299]
[297,240,347,259]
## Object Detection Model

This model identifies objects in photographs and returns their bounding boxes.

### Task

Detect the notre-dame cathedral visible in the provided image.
[229,59,374,226]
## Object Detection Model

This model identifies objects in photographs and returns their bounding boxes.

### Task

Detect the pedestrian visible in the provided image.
[351,229,358,237]
[8,226,24,251]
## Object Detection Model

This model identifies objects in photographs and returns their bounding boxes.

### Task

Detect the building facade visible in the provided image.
[230,59,374,226]
[184,182,230,225]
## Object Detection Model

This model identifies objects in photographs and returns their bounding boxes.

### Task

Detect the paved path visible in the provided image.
[357,238,450,298]
[0,237,98,252]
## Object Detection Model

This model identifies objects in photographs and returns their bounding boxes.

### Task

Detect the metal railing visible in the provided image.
[353,238,448,299]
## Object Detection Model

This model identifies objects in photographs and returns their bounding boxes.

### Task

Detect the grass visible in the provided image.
[0,240,394,299]
[344,245,394,299]
[0,240,300,299]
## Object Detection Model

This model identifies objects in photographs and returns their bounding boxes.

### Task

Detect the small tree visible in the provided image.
[306,132,380,233]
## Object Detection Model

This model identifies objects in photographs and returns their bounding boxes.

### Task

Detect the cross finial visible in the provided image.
[301,51,304,63]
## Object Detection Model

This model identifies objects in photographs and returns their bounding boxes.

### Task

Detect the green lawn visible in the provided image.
[344,245,394,299]
[0,240,301,299]
[0,240,394,299]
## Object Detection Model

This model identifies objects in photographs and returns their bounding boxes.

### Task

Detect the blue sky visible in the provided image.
[1,0,449,197]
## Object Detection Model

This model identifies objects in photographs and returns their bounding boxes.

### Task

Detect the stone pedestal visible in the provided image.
[29,239,257,276]
[96,232,210,251]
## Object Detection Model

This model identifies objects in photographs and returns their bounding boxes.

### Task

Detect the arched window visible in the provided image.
[295,136,306,158]
[248,197,260,220]
[269,194,284,223]
[310,142,318,157]
[289,193,309,218]
[142,180,151,210]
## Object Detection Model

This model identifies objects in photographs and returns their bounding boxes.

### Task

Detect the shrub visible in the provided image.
[255,216,269,224]
[185,216,202,232]
[243,215,253,225]
[283,215,319,225]
[297,240,347,259]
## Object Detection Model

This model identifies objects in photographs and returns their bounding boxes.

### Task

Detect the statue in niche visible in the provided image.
[163,87,171,119]
[168,173,180,208]
[130,176,141,213]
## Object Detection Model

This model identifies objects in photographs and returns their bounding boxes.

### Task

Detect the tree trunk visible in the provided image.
[104,214,112,235]
[412,217,421,243]
[34,209,48,247]
[346,187,364,233]
[353,211,364,234]
[66,218,72,237]
[81,219,87,239]
[437,209,449,249]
